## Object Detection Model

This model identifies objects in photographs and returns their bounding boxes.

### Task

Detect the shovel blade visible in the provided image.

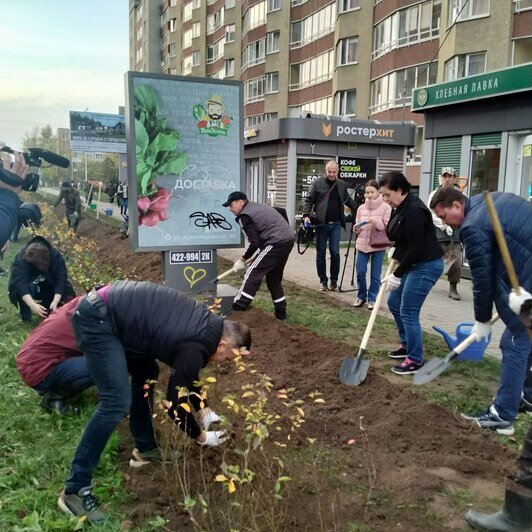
[412,357,449,385]
[339,351,370,386]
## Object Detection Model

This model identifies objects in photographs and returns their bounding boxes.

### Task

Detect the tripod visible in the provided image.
[338,222,358,293]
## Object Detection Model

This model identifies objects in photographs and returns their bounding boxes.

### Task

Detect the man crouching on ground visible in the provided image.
[58,280,251,523]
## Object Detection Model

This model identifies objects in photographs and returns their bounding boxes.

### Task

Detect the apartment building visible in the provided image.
[129,0,532,206]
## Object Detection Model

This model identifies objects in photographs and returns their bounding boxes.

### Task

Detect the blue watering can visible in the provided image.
[432,322,491,362]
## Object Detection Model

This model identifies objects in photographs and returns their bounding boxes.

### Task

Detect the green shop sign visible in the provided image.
[412,63,532,111]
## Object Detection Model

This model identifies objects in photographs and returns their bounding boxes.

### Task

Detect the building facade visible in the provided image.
[129,0,532,199]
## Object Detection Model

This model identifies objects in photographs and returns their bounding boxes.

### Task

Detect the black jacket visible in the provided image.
[54,186,81,215]
[387,193,443,277]
[8,236,72,304]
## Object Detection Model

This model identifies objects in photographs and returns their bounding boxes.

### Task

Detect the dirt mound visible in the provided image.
[77,217,516,530]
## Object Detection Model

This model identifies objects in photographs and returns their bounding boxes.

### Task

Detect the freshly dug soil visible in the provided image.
[76,216,517,531]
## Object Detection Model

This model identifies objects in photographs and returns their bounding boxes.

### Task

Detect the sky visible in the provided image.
[0,0,129,149]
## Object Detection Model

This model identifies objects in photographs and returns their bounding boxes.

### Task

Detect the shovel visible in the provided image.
[413,314,499,385]
[209,256,256,284]
[339,259,397,386]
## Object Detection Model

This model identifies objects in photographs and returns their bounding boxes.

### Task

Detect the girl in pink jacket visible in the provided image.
[352,180,392,309]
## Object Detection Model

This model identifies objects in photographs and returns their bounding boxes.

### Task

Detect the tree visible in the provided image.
[21,125,62,186]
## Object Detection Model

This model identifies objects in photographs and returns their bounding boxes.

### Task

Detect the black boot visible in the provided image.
[465,479,532,531]
[449,283,461,300]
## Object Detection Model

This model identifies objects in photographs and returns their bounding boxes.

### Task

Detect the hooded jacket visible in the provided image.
[355,195,392,253]
[460,192,532,331]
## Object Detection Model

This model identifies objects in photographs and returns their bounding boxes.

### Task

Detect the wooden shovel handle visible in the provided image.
[359,259,396,350]
[447,313,500,361]
[483,192,520,295]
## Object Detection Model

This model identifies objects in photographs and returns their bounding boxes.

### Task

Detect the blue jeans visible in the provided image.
[33,356,94,398]
[494,326,532,422]
[66,298,159,492]
[387,258,444,364]
[315,221,341,284]
[356,250,385,302]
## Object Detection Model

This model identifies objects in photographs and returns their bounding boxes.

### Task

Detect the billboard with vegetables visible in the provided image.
[125,72,243,251]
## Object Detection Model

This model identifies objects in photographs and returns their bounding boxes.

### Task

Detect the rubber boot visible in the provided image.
[449,283,461,300]
[465,479,532,531]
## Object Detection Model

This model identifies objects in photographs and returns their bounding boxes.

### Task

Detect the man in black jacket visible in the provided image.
[58,281,251,522]
[303,160,357,291]
[54,181,82,231]
[223,191,294,320]
[8,236,75,322]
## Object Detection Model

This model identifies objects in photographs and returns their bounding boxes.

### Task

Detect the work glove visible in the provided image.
[198,430,230,447]
[382,274,401,292]
[200,410,222,431]
[387,247,395,260]
[509,288,532,315]
[472,321,491,341]
[233,259,246,271]
[445,226,453,236]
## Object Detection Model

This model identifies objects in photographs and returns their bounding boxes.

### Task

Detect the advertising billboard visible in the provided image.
[125,72,243,251]
[69,111,126,153]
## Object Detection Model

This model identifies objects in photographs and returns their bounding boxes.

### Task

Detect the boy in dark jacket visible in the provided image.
[431,189,532,436]
[8,236,75,321]
[58,281,251,523]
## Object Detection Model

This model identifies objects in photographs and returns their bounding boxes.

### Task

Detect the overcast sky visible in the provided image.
[0,0,128,148]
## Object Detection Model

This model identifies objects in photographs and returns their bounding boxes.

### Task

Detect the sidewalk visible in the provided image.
[218,245,504,357]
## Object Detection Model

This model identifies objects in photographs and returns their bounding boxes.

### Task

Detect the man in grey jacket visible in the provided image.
[303,160,357,291]
[223,191,294,320]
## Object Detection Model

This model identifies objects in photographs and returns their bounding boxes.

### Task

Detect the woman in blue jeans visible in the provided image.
[379,172,444,375]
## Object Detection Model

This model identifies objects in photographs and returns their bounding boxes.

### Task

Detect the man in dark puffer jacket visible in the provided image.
[58,281,251,523]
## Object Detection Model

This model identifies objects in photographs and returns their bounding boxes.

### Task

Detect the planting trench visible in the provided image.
[76,217,517,531]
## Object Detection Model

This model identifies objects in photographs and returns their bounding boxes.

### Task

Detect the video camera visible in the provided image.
[0,146,70,192]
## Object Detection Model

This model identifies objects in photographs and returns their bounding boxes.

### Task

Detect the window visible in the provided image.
[242,1,267,34]
[168,43,177,57]
[224,58,235,77]
[225,24,235,43]
[207,39,224,63]
[444,52,486,81]
[264,112,278,121]
[265,71,279,93]
[168,18,177,32]
[289,50,334,90]
[449,0,489,24]
[135,4,143,22]
[192,22,201,38]
[470,148,500,196]
[136,26,143,41]
[182,28,192,49]
[182,55,192,75]
[335,90,356,116]
[242,38,266,69]
[337,36,358,66]
[207,8,224,34]
[182,2,193,22]
[290,3,336,48]
[170,0,178,6]
[266,31,280,53]
[192,50,201,66]
[514,0,532,12]
[338,0,360,13]
[373,0,441,59]
[226,0,235,8]
[244,76,266,104]
[268,0,281,11]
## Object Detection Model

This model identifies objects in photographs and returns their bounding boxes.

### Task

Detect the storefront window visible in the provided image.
[265,158,278,206]
[469,148,500,196]
[295,158,327,217]
[521,142,532,200]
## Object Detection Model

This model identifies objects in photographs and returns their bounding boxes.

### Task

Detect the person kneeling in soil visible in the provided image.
[431,188,531,436]
[16,295,94,414]
[58,280,251,523]
[8,236,75,322]
[223,191,294,320]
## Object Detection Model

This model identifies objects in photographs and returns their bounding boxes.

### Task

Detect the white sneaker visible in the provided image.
[352,298,365,308]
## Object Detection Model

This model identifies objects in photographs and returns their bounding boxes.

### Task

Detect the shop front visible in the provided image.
[412,63,532,202]
[243,117,416,227]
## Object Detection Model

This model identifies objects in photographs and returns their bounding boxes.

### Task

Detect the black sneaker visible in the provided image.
[40,393,72,415]
[329,281,338,291]
[274,309,287,321]
[58,487,105,523]
[129,447,182,468]
[391,357,424,375]
[387,345,407,359]
[460,405,515,436]
[519,394,532,416]
[320,283,328,291]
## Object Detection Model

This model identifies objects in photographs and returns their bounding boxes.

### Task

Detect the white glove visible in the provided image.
[233,259,246,271]
[472,321,491,341]
[383,274,401,292]
[198,430,230,447]
[509,288,532,315]
[200,410,222,431]
[387,247,395,260]
[445,226,453,236]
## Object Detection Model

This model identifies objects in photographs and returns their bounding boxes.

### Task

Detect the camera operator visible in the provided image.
[0,152,29,249]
